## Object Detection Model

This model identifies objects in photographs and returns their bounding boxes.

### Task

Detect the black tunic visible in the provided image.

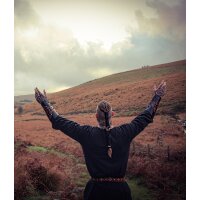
[51,110,153,199]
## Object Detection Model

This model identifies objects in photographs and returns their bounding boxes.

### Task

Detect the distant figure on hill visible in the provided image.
[35,80,166,200]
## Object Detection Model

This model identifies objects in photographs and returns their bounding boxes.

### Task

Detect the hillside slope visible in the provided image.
[23,60,186,116]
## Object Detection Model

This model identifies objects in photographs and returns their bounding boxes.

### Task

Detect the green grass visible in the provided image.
[72,163,90,187]
[76,171,90,187]
[127,178,156,200]
[28,146,49,153]
[28,146,70,158]
[27,145,83,165]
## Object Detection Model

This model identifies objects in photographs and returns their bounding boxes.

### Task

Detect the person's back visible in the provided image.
[35,81,166,200]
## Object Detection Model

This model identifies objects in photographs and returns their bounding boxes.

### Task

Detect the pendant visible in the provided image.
[108,147,112,158]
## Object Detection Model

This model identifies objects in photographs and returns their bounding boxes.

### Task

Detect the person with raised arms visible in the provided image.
[35,80,166,200]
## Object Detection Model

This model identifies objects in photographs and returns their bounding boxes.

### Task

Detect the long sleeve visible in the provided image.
[51,115,92,143]
[35,91,90,143]
[117,94,162,142]
[117,110,153,142]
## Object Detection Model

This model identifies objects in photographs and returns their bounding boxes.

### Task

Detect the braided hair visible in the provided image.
[96,100,112,158]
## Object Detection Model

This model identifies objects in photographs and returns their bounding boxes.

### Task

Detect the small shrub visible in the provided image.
[25,159,61,193]
[17,106,24,115]
[14,172,36,200]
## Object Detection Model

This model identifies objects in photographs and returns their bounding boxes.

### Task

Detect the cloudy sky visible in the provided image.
[14,0,186,95]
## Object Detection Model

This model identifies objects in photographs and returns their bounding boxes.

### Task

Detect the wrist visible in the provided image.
[155,90,165,97]
[41,100,59,121]
[153,93,162,101]
[41,99,50,106]
[145,94,161,117]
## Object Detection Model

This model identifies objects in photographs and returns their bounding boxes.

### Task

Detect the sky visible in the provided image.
[14,0,186,96]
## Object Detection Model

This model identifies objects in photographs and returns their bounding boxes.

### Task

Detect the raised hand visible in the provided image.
[34,87,58,120]
[35,87,48,104]
[153,80,166,97]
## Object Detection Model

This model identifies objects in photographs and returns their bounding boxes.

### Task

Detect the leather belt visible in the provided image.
[91,177,125,182]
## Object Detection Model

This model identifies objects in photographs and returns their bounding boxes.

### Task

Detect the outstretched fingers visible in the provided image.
[35,87,47,97]
[35,88,41,97]
[35,87,47,104]
[157,80,164,89]
[35,87,43,95]
[160,81,166,91]
[158,81,166,90]
[153,80,167,97]
[35,87,40,97]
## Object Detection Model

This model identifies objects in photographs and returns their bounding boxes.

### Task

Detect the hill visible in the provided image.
[22,59,186,117]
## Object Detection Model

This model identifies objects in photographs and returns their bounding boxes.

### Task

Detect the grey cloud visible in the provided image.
[15,0,40,28]
[15,32,185,95]
[134,0,185,40]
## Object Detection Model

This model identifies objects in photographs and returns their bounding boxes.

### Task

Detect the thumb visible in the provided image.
[43,89,47,98]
